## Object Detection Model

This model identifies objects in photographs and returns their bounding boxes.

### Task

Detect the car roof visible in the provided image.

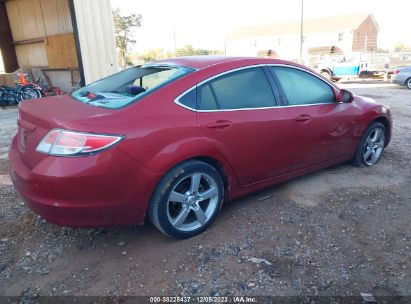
[150,56,290,70]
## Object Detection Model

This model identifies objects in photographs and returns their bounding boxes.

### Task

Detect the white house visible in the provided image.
[226,13,379,61]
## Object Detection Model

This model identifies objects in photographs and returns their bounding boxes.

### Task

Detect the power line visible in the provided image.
[299,0,304,64]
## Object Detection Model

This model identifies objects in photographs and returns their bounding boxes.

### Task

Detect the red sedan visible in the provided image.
[9,56,392,239]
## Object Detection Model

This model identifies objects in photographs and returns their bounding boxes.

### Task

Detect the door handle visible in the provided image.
[207,120,232,129]
[294,114,312,123]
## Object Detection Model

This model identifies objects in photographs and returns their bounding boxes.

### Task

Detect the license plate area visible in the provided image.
[18,127,28,152]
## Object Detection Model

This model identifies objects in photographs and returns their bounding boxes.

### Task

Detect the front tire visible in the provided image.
[351,122,386,167]
[148,160,224,239]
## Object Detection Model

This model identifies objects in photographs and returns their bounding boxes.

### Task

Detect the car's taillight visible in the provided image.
[393,70,400,74]
[36,129,123,156]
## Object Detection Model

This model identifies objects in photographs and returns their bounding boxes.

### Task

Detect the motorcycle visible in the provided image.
[0,83,43,105]
[0,71,44,105]
[32,77,62,96]
[19,71,63,97]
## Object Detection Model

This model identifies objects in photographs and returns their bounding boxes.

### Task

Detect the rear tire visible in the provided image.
[20,88,42,101]
[406,77,411,90]
[148,160,224,239]
[351,122,386,167]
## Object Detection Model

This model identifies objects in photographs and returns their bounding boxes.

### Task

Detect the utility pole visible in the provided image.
[173,26,177,55]
[299,0,304,64]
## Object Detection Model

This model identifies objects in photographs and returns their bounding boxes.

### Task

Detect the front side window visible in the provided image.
[198,67,275,110]
[271,67,336,106]
[71,65,193,109]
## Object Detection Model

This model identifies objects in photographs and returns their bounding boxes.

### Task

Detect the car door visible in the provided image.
[269,65,359,171]
[195,66,295,186]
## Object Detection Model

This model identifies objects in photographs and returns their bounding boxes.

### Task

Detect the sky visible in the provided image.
[112,0,411,52]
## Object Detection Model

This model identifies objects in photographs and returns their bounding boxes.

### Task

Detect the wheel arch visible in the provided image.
[154,154,236,202]
[187,156,231,199]
[137,136,241,196]
[373,116,391,146]
[320,68,333,76]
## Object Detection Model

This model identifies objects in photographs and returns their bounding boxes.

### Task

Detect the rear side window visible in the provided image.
[271,67,335,105]
[71,65,193,109]
[178,89,196,109]
[198,67,275,110]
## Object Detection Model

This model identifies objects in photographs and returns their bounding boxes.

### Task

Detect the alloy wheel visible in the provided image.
[167,173,219,232]
[362,127,385,166]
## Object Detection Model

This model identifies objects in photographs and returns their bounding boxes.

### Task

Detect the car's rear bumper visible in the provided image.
[391,75,406,85]
[9,136,161,227]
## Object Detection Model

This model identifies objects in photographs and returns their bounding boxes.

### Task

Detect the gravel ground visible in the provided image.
[0,82,410,299]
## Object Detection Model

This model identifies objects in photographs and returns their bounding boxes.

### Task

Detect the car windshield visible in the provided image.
[71,65,194,109]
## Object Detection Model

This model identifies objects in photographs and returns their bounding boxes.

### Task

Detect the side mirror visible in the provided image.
[338,89,353,103]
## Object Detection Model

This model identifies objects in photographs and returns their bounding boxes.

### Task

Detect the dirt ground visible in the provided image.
[0,82,410,299]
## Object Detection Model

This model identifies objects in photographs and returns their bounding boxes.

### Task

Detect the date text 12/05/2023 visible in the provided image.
[149,296,257,303]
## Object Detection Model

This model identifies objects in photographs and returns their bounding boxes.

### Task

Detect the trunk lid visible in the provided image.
[17,94,115,169]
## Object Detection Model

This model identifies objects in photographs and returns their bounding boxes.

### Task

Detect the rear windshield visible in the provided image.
[71,65,193,109]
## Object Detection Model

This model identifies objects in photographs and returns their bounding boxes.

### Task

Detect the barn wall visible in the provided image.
[40,0,73,36]
[352,16,378,52]
[0,1,18,72]
[15,42,48,67]
[3,0,116,88]
[72,0,117,84]
[5,0,73,68]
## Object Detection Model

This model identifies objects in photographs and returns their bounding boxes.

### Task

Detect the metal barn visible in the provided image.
[0,0,118,91]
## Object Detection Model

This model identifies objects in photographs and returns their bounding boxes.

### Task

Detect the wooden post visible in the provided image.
[0,2,18,73]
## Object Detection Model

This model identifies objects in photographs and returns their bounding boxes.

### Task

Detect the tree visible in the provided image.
[395,42,411,52]
[175,45,209,56]
[113,8,142,69]
[143,48,174,63]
